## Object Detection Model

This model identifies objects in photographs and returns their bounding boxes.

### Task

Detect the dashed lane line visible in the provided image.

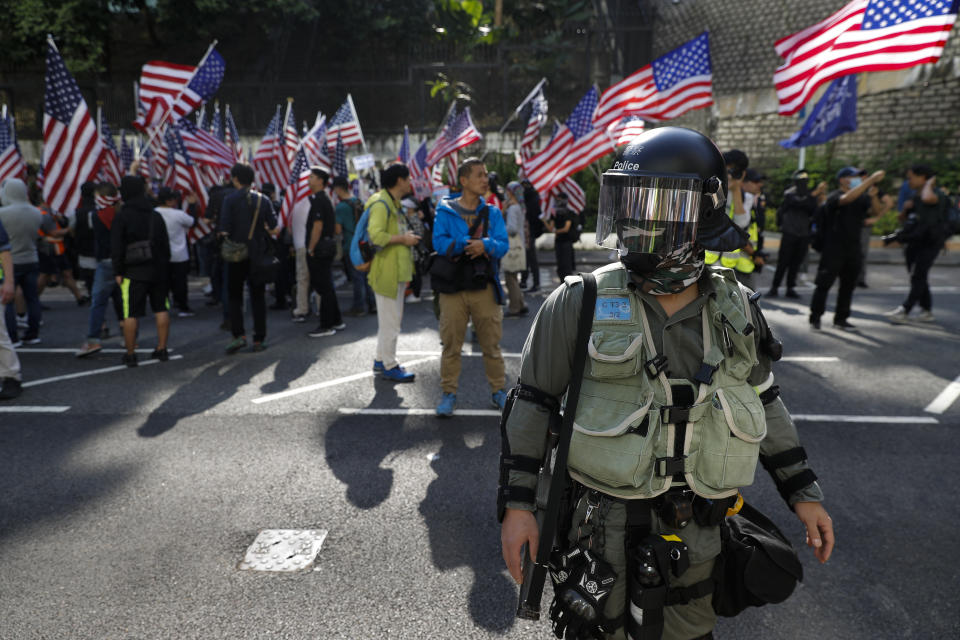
[924,374,960,414]
[0,406,71,413]
[22,355,185,388]
[251,356,439,404]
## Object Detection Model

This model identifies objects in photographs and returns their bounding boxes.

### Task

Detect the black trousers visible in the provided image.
[521,244,540,288]
[168,260,190,311]
[810,247,861,323]
[903,243,939,312]
[308,255,342,329]
[228,259,267,342]
[771,233,809,290]
[273,246,295,305]
[555,241,575,279]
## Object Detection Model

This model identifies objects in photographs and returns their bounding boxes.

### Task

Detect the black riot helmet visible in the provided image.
[596,127,745,272]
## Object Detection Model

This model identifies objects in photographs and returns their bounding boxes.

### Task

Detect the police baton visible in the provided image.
[516,272,597,620]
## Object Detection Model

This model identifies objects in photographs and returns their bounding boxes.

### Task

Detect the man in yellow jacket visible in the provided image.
[366,163,421,382]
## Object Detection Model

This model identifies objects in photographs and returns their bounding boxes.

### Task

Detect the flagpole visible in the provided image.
[283,97,295,164]
[96,101,103,139]
[346,93,367,154]
[196,102,206,127]
[497,77,548,137]
[142,39,219,155]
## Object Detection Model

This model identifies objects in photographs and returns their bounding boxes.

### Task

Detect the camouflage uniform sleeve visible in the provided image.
[747,301,825,507]
[503,278,584,512]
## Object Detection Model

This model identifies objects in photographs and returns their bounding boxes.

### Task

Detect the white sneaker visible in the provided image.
[884,305,906,316]
[915,310,935,322]
[202,283,213,295]
[405,295,421,303]
[887,308,909,324]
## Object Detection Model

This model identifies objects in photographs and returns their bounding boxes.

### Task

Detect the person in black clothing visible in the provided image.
[305,167,345,337]
[886,164,950,324]
[260,182,292,311]
[73,181,98,295]
[769,170,826,299]
[219,164,279,353]
[111,175,172,366]
[519,178,542,291]
[809,167,884,330]
[205,179,235,321]
[546,192,575,279]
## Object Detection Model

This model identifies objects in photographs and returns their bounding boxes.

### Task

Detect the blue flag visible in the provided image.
[780,75,857,149]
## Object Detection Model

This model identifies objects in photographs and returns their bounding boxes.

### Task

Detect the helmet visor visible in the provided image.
[596,173,702,255]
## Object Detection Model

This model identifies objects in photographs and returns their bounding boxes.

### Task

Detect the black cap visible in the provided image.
[744,168,766,182]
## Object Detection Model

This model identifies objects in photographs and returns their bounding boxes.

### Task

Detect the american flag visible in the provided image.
[135,46,225,130]
[552,177,586,213]
[119,129,134,174]
[211,102,223,141]
[408,140,432,200]
[176,119,233,171]
[523,87,613,197]
[42,39,105,216]
[333,131,348,178]
[398,125,411,163]
[426,107,482,167]
[98,113,123,186]
[165,128,211,244]
[520,90,548,159]
[283,102,299,168]
[197,104,210,132]
[302,114,331,172]
[95,191,120,211]
[280,147,311,228]
[138,145,154,181]
[224,104,245,163]
[593,32,714,127]
[607,116,646,146]
[0,111,26,186]
[774,0,958,115]
[326,97,364,149]
[253,107,290,191]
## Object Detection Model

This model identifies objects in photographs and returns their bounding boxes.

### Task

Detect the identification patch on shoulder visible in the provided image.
[595,296,631,321]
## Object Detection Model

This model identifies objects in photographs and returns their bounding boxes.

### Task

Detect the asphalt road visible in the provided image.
[1,259,958,639]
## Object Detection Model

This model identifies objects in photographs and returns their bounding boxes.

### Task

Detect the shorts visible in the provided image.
[38,252,71,275]
[120,278,169,319]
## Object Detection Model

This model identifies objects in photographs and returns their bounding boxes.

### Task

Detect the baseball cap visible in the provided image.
[836,166,866,180]
[744,168,767,182]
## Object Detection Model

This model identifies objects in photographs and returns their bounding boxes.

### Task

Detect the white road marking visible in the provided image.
[397,350,523,358]
[22,355,184,388]
[251,356,438,404]
[15,348,172,354]
[889,286,957,293]
[338,408,501,417]
[781,356,840,362]
[924,374,960,414]
[792,414,939,424]
[0,406,71,413]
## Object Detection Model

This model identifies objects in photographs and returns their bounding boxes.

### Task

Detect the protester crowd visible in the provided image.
[0,149,956,406]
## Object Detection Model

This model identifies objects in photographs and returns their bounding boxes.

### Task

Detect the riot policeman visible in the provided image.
[499,128,834,640]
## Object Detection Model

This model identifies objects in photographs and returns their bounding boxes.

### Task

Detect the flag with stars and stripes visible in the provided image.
[224,104,245,163]
[135,46,225,130]
[119,129,134,174]
[0,111,26,186]
[302,113,331,173]
[42,38,105,216]
[211,102,223,141]
[98,112,123,186]
[774,0,958,115]
[175,119,233,171]
[607,116,646,146]
[523,86,613,197]
[520,90,548,159]
[325,97,364,149]
[408,140,432,201]
[333,131,348,178]
[283,103,299,168]
[398,126,411,163]
[280,147,312,229]
[594,32,714,127]
[426,107,482,167]
[252,106,290,191]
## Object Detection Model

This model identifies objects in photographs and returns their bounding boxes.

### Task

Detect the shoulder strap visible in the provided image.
[533,272,597,568]
[247,192,262,241]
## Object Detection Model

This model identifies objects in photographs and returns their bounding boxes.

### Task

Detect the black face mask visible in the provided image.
[794,179,810,195]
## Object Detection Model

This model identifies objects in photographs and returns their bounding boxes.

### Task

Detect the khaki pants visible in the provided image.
[438,285,504,394]
[294,247,310,317]
[0,302,22,381]
[566,496,717,640]
[375,282,406,369]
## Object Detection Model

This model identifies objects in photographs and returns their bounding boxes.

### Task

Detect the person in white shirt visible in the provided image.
[155,187,197,317]
[289,194,311,322]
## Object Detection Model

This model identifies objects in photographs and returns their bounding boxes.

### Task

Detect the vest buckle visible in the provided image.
[644,354,668,378]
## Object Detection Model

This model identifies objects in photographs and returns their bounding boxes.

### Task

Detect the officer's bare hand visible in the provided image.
[794,501,834,564]
[501,508,539,584]
[465,238,486,258]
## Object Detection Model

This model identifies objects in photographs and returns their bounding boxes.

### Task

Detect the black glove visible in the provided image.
[548,547,617,640]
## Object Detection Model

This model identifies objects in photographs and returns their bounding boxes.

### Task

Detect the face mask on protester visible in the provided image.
[848,177,863,189]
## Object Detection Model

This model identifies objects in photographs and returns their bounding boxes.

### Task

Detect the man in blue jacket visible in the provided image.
[432,157,509,416]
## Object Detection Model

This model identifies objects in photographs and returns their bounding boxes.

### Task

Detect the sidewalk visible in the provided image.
[534,232,960,266]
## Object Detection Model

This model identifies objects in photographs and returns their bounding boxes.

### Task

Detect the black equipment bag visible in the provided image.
[428,205,492,293]
[712,501,804,617]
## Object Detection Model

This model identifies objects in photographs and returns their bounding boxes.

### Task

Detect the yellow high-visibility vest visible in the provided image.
[704,200,757,274]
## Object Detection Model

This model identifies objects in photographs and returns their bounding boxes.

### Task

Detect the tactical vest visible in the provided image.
[567,263,766,500]
[704,201,757,273]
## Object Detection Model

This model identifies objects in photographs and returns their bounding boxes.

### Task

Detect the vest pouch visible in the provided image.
[690,385,767,494]
[568,384,664,491]
[587,331,644,379]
